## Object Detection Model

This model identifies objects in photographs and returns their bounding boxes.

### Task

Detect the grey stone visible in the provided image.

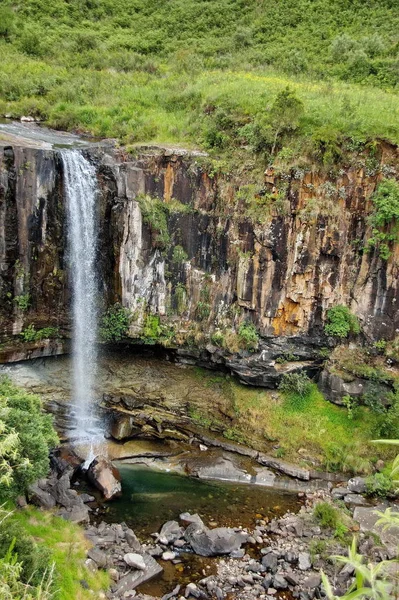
[113,554,163,593]
[28,483,56,509]
[273,574,288,590]
[261,553,278,573]
[303,573,321,589]
[162,551,176,561]
[126,529,142,552]
[179,513,204,527]
[124,553,146,570]
[87,547,109,568]
[344,493,368,506]
[159,521,184,544]
[184,522,247,557]
[347,477,367,494]
[161,585,181,600]
[298,552,312,571]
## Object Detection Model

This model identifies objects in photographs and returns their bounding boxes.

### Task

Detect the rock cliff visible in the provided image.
[0,134,398,385]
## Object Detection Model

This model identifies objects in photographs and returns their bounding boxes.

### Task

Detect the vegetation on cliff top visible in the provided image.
[0,0,398,161]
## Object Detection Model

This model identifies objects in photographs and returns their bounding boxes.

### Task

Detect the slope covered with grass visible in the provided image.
[0,0,398,160]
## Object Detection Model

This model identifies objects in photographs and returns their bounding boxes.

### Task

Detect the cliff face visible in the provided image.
[0,136,398,384]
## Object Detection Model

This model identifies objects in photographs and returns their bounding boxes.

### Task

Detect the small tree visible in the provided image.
[269,87,304,155]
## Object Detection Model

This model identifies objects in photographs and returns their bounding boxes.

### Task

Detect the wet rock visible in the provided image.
[257,454,310,481]
[162,551,176,561]
[184,522,247,557]
[158,521,184,544]
[126,529,142,552]
[87,455,122,500]
[124,553,146,570]
[110,413,141,440]
[161,585,181,600]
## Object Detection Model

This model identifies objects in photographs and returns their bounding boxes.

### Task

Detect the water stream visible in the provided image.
[61,149,101,456]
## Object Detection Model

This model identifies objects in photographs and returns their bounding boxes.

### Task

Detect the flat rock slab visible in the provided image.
[113,553,163,594]
[184,523,247,557]
[193,457,252,484]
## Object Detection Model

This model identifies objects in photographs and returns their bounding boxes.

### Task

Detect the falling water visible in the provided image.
[61,149,101,455]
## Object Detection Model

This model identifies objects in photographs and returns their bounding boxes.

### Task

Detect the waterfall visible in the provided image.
[61,149,100,451]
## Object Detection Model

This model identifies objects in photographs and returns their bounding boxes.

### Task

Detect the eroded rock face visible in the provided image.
[1,139,398,386]
[86,455,122,500]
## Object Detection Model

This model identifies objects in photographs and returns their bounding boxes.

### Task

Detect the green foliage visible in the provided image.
[13,294,30,311]
[278,371,313,399]
[172,245,188,264]
[314,502,340,528]
[140,314,161,343]
[324,305,360,338]
[137,195,170,250]
[238,321,259,351]
[99,303,131,342]
[0,519,52,588]
[20,325,59,342]
[1,0,399,165]
[367,178,399,259]
[366,472,394,497]
[0,377,58,500]
[4,506,109,600]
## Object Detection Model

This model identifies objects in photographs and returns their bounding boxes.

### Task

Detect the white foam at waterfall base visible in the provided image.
[61,149,105,459]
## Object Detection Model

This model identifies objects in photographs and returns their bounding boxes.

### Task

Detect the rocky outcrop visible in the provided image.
[1,132,398,385]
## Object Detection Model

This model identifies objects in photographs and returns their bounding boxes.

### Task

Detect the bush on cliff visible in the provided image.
[367,178,399,259]
[0,378,58,501]
[324,305,360,338]
[100,303,131,342]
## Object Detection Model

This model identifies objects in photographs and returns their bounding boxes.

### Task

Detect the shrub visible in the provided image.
[100,303,131,342]
[172,245,188,264]
[366,472,394,497]
[324,305,360,338]
[313,502,339,528]
[0,519,52,588]
[238,321,259,351]
[367,178,399,259]
[278,372,312,398]
[20,324,59,342]
[137,194,170,249]
[0,378,58,500]
[141,314,161,343]
[13,294,30,311]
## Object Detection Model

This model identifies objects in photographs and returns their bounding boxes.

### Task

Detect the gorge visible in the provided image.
[0,122,398,600]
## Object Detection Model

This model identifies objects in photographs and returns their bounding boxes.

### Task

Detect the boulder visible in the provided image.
[347,477,367,494]
[28,482,56,509]
[158,520,184,544]
[87,455,122,500]
[58,504,90,524]
[179,513,204,527]
[112,553,163,593]
[87,547,109,568]
[184,522,247,557]
[110,413,140,441]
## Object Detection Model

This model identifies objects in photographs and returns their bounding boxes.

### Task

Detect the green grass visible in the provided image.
[9,506,109,600]
[0,0,398,161]
[190,367,396,474]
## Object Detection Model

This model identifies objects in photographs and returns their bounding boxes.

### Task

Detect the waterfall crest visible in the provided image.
[61,149,99,445]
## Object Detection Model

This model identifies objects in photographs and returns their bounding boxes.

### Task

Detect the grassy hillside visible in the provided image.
[0,0,399,160]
